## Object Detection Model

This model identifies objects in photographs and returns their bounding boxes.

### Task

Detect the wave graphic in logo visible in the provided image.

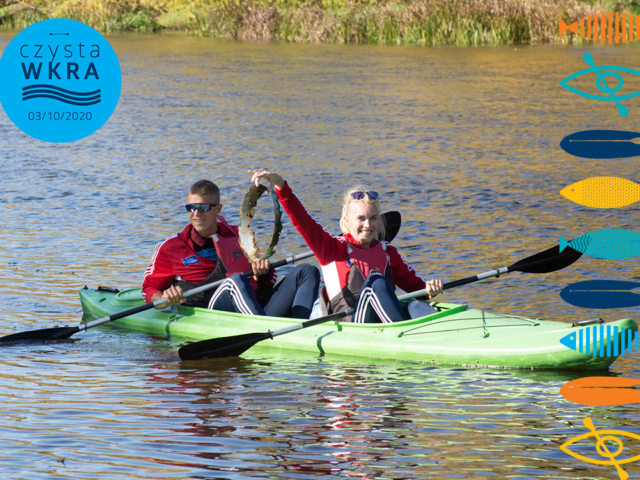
[21,84,101,106]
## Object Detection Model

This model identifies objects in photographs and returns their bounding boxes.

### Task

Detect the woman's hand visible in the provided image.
[425,279,443,299]
[249,170,285,190]
[251,259,271,281]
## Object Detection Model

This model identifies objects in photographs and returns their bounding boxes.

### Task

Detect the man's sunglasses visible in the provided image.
[350,191,379,200]
[185,203,219,213]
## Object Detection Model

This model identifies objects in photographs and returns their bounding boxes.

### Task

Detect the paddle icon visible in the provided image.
[560,130,640,159]
[560,279,640,309]
[0,212,402,344]
[561,376,640,406]
[178,242,583,360]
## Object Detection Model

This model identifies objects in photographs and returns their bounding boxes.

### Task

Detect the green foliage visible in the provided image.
[0,0,620,46]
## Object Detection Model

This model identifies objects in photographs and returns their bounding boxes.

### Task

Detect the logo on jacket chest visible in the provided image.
[232,249,242,259]
[182,255,201,266]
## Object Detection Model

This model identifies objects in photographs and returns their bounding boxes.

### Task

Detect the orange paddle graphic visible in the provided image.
[560,376,640,406]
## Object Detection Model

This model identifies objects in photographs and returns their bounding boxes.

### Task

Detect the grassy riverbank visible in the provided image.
[0,0,625,45]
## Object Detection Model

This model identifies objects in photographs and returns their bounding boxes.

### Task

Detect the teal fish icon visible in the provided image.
[559,229,640,260]
[560,325,639,357]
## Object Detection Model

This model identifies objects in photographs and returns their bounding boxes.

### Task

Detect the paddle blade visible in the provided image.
[510,243,582,274]
[179,331,272,360]
[383,211,401,242]
[0,325,81,343]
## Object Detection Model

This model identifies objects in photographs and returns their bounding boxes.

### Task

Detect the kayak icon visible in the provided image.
[560,416,640,480]
[560,53,640,117]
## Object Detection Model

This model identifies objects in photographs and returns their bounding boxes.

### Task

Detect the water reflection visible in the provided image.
[1,32,640,478]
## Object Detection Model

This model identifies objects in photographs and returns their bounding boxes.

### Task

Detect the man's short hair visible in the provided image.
[189,180,220,200]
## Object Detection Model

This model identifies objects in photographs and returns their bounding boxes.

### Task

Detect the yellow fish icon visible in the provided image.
[560,176,640,208]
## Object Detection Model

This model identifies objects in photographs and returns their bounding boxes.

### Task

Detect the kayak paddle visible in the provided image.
[0,211,401,344]
[178,242,583,360]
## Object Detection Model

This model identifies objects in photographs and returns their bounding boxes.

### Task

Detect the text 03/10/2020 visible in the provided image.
[27,111,93,121]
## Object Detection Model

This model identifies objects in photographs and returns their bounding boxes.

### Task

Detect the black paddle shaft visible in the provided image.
[441,244,583,291]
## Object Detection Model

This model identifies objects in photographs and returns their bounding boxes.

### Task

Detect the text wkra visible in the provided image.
[20,43,100,80]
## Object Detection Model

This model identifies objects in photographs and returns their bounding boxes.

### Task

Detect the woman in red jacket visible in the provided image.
[249,170,443,323]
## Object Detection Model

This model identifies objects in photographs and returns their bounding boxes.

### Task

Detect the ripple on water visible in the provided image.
[1,33,640,478]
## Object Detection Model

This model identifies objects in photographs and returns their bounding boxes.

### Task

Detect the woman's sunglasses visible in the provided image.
[350,191,379,200]
[185,203,219,213]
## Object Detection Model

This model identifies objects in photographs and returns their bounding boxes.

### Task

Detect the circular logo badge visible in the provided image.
[232,249,242,259]
[0,19,121,143]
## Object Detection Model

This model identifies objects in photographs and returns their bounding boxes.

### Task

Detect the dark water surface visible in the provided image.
[1,33,640,479]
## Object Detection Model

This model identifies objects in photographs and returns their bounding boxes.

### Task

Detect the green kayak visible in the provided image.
[79,287,637,370]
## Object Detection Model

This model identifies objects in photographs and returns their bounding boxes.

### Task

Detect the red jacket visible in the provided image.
[276,182,427,307]
[142,216,276,302]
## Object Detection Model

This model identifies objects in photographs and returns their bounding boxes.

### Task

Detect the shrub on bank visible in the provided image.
[0,0,612,45]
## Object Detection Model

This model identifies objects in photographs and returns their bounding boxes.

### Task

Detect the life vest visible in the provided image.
[323,241,396,315]
[174,215,256,306]
[210,215,253,280]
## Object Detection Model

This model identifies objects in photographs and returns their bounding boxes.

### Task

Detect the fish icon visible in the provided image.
[560,53,640,117]
[560,376,640,406]
[560,417,640,480]
[560,14,639,43]
[559,324,639,357]
[561,177,640,208]
[560,130,640,159]
[560,280,640,309]
[559,229,640,260]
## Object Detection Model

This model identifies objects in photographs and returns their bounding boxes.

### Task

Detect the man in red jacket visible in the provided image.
[142,180,320,318]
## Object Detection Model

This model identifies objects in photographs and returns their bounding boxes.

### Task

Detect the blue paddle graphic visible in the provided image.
[560,130,640,159]
[560,280,640,309]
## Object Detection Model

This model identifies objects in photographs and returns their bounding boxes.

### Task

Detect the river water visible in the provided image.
[1,32,640,479]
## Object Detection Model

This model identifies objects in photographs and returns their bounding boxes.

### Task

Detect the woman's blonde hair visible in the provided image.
[340,185,386,241]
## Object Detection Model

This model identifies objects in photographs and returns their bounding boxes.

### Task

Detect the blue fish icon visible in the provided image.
[560,325,639,357]
[560,53,640,117]
[559,229,640,260]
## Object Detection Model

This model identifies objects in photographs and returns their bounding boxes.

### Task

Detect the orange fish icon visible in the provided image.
[560,14,640,43]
